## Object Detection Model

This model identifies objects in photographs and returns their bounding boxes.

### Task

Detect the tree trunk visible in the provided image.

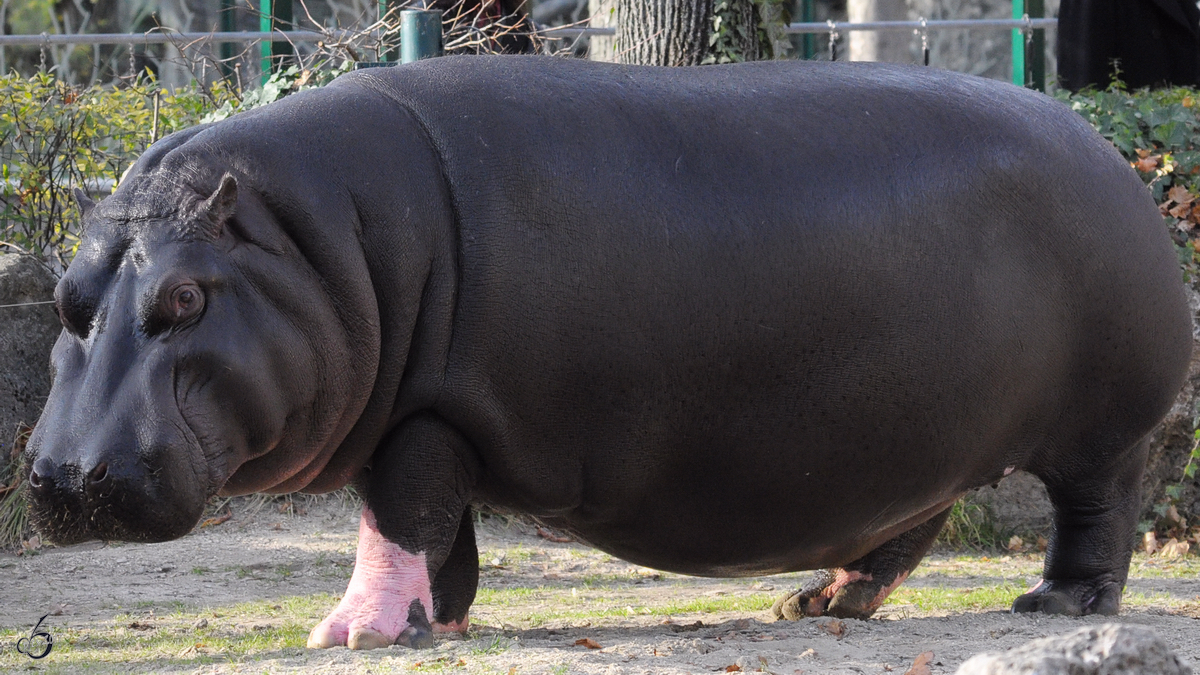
[615,0,713,66]
[588,0,619,62]
[589,0,779,66]
[847,0,912,63]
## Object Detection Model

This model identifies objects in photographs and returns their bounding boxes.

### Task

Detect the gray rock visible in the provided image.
[955,624,1192,675]
[964,470,1054,538]
[0,253,59,461]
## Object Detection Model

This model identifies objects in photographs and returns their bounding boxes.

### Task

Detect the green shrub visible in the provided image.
[1056,84,1200,280]
[0,73,231,267]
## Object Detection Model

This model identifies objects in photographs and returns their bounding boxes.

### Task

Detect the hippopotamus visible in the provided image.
[25,55,1192,649]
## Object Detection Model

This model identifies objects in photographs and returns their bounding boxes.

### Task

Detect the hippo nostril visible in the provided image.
[88,461,109,484]
[29,457,54,490]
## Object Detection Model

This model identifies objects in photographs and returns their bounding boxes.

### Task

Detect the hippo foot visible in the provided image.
[1011,578,1122,616]
[308,507,439,650]
[771,567,908,620]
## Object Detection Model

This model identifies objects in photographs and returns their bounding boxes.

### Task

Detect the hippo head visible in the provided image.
[25,166,370,545]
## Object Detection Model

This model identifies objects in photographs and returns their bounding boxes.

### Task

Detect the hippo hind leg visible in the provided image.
[1012,435,1149,616]
[772,506,951,621]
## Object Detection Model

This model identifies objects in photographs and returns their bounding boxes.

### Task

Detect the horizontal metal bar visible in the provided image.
[538,26,615,38]
[785,18,1057,34]
[0,18,1057,47]
[0,30,332,47]
[4,178,115,192]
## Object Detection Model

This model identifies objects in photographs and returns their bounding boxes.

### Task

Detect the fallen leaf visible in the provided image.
[725,666,742,673]
[1136,156,1160,172]
[1171,203,1194,218]
[1036,535,1049,552]
[1159,538,1190,559]
[1006,535,1024,552]
[507,668,517,675]
[1169,186,1195,205]
[1144,531,1159,555]
[200,511,232,528]
[574,638,602,649]
[904,651,934,675]
[537,527,574,543]
[1185,96,1195,108]
[798,648,816,659]
[817,618,846,639]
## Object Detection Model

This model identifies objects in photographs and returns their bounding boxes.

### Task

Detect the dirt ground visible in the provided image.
[1,497,1198,674]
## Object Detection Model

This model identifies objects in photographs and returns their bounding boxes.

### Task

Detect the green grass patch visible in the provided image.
[884,583,1027,612]
[473,584,774,627]
[1128,553,1200,578]
[935,499,1006,551]
[913,554,1042,579]
[0,594,342,674]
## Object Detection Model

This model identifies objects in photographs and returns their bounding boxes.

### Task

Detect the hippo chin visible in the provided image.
[27,56,1192,647]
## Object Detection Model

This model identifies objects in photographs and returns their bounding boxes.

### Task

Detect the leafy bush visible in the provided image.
[0,73,232,268]
[1056,85,1200,280]
[201,63,353,124]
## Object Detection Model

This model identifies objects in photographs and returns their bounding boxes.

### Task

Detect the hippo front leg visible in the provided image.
[308,414,476,650]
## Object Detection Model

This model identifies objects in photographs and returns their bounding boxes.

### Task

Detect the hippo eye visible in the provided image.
[167,282,205,323]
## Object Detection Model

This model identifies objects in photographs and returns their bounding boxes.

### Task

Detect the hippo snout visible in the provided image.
[25,439,206,545]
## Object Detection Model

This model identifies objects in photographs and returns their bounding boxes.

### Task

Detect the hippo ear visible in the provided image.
[73,188,96,218]
[200,173,238,239]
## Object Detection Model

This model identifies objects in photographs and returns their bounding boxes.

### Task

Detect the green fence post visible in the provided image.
[380,0,403,62]
[1012,0,1045,90]
[220,0,236,78]
[801,0,815,60]
[1011,0,1025,87]
[260,0,294,85]
[401,9,443,63]
[1028,0,1045,91]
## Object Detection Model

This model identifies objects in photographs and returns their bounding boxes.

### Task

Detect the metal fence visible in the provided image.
[0,8,1057,90]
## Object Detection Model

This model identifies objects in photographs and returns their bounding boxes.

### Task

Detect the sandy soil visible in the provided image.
[1,498,1197,674]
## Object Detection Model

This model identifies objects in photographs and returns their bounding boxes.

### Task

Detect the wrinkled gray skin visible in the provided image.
[26,57,1192,636]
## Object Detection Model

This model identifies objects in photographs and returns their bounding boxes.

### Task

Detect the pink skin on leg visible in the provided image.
[308,506,434,650]
[433,616,470,633]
